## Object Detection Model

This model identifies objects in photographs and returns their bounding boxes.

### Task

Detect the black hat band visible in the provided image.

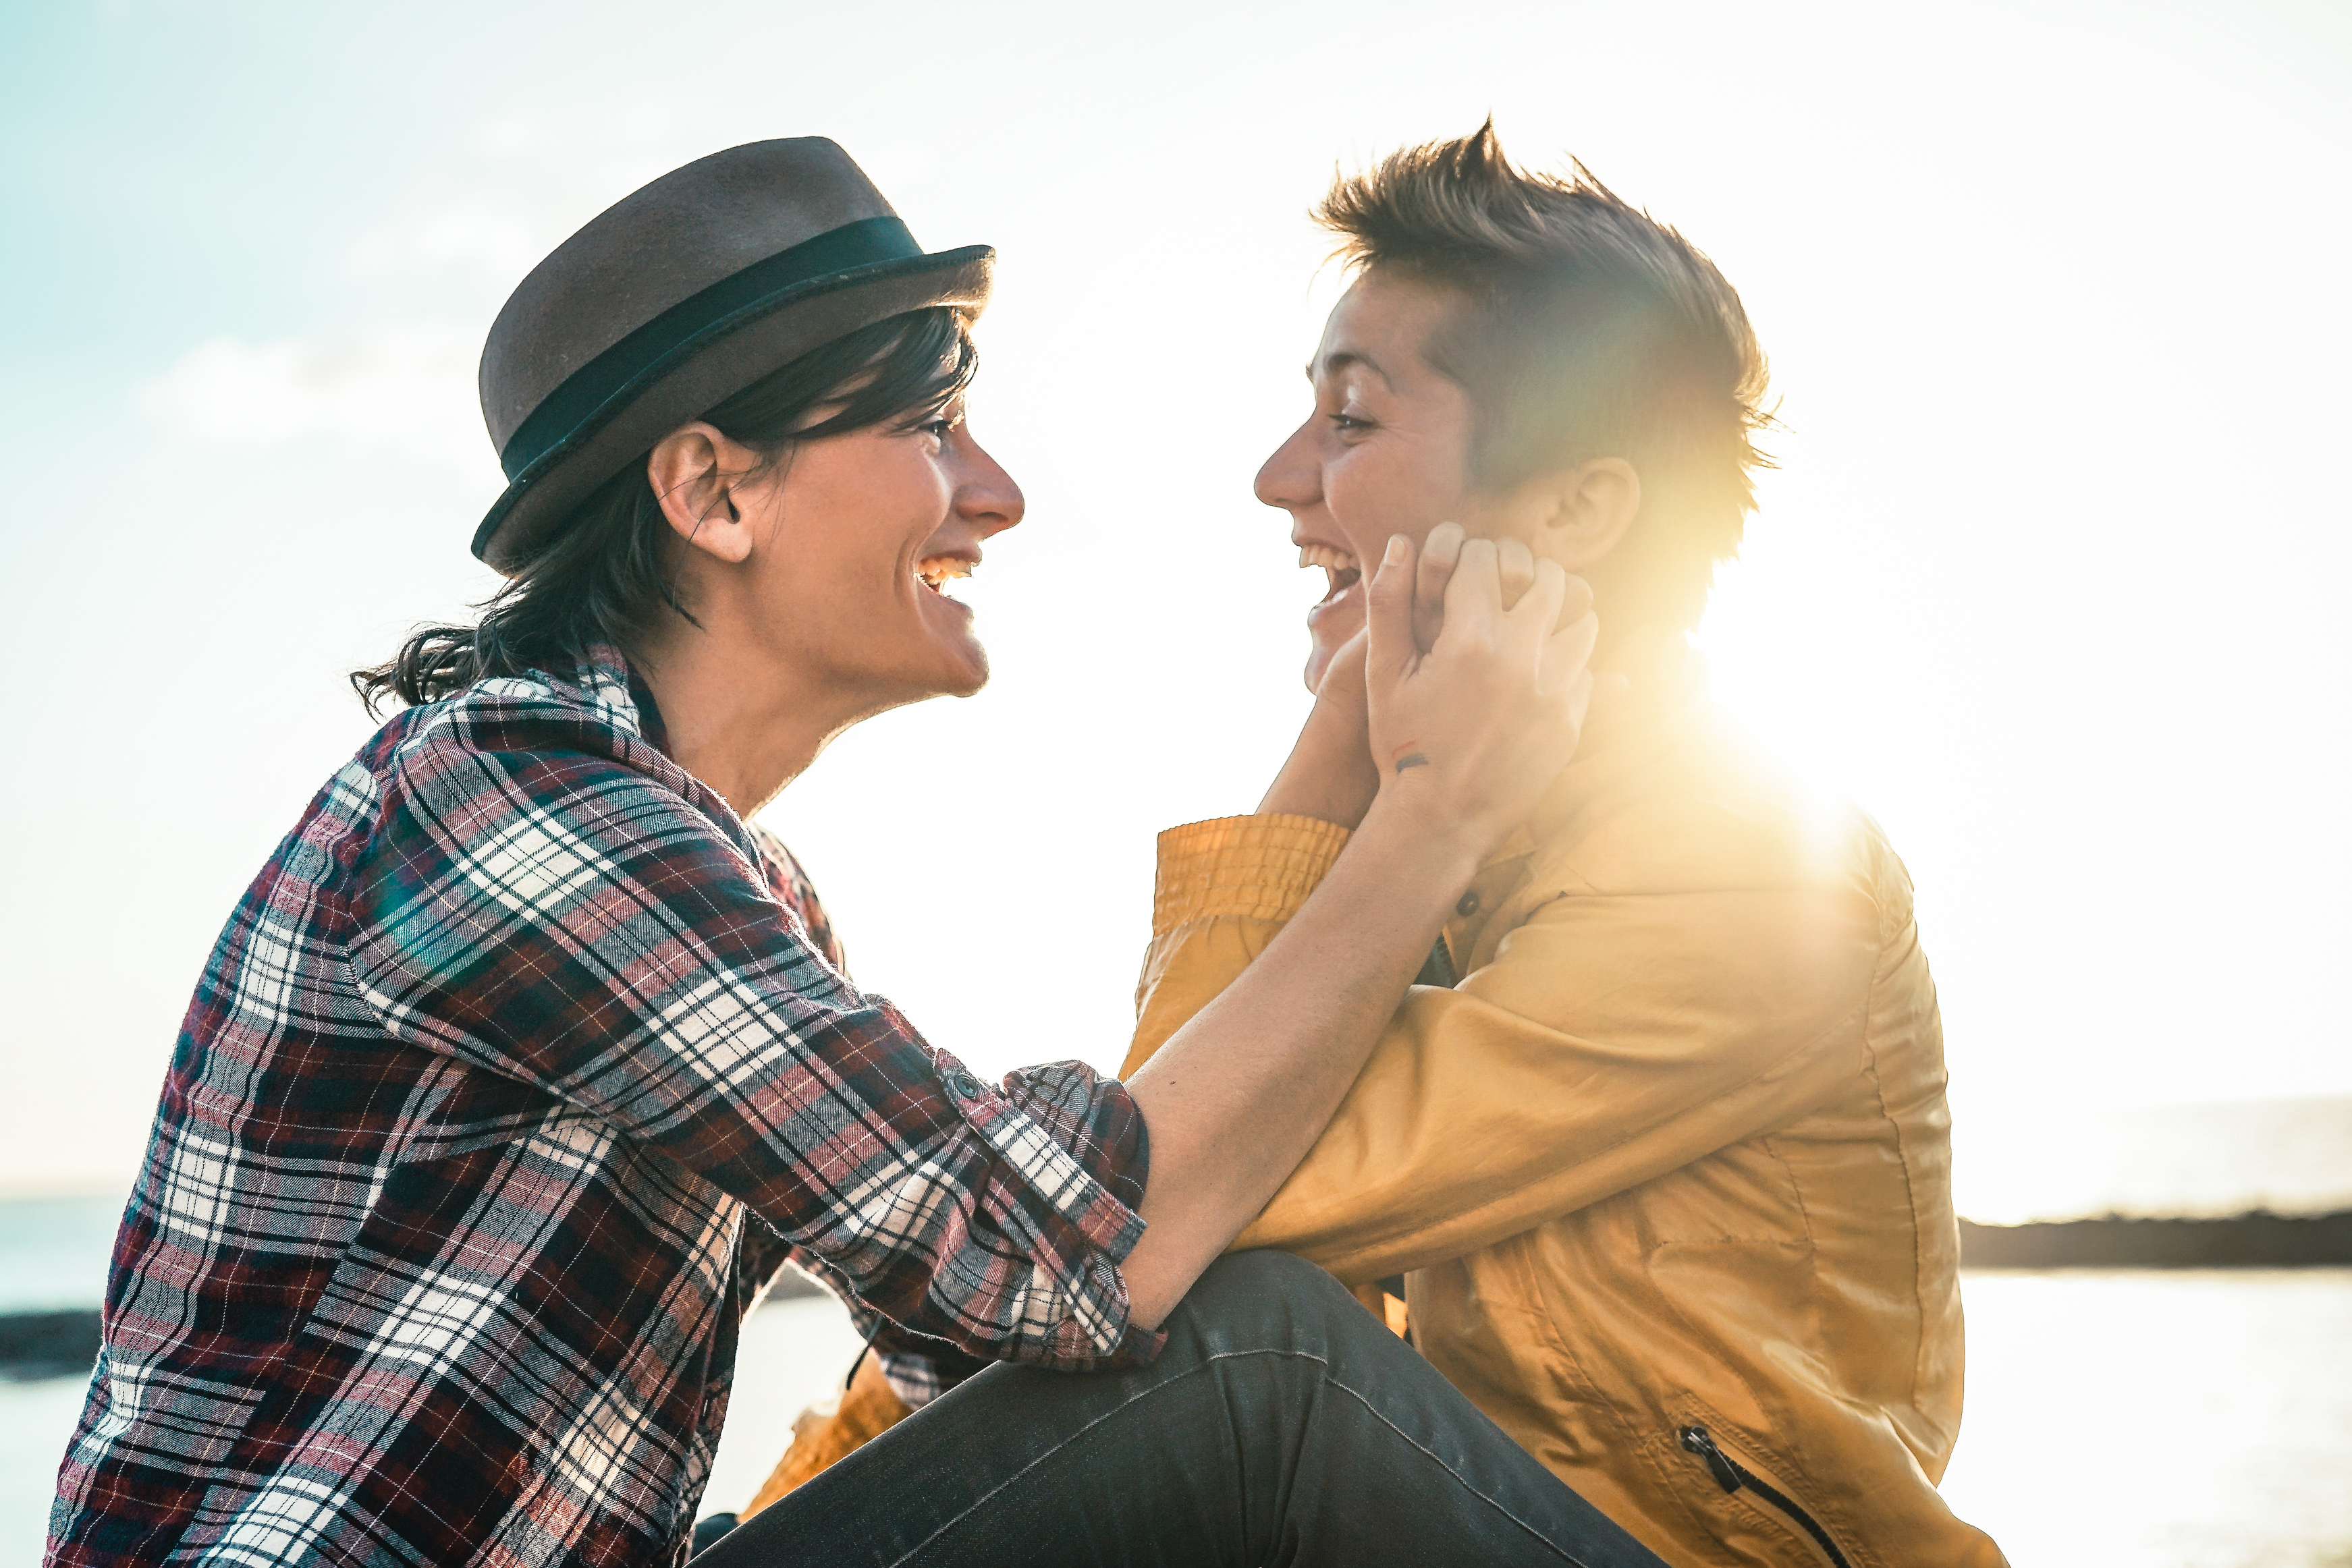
[496,214,922,482]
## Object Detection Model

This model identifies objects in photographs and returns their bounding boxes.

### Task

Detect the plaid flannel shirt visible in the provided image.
[47,649,1156,1568]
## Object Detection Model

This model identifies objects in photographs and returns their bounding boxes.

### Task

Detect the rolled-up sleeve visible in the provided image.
[1124,814,1352,1075]
[347,725,1159,1372]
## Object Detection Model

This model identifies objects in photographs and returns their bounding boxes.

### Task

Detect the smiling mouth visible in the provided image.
[1299,542,1361,605]
[917,555,974,596]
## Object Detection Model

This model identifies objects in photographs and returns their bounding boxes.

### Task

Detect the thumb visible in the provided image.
[1313,627,1373,715]
[1365,534,1418,692]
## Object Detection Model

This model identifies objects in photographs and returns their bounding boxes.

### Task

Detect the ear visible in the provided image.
[1521,457,1641,571]
[646,422,761,565]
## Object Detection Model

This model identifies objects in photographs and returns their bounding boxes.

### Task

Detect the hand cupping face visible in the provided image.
[1361,526,1600,849]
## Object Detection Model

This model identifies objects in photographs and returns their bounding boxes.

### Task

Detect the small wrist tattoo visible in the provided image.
[1392,750,1431,773]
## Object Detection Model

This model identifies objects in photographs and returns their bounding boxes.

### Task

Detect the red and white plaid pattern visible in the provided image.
[47,649,1154,1567]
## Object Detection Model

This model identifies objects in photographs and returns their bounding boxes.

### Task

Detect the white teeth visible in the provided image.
[917,555,975,594]
[1297,543,1361,577]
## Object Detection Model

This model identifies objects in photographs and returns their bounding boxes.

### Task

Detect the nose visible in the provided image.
[954,428,1025,538]
[1254,416,1321,514]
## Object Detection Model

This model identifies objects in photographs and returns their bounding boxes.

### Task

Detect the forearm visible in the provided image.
[1256,690,1379,829]
[1117,532,1593,1326]
[1117,795,1479,1326]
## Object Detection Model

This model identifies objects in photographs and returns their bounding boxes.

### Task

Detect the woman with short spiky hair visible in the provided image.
[1157,124,1998,1567]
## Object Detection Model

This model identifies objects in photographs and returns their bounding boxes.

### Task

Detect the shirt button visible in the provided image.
[948,1069,982,1099]
[1456,890,1481,918]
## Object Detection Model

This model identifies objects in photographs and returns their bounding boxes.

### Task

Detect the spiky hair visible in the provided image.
[1318,123,1772,632]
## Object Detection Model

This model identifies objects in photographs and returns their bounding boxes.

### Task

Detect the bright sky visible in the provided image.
[1,1,2345,1223]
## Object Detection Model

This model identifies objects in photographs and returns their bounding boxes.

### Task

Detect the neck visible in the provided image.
[636,623,883,821]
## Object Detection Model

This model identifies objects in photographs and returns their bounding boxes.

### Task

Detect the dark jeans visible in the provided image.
[696,1251,1664,1567]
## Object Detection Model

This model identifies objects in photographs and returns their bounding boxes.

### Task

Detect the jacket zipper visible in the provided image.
[1678,1425,1854,1568]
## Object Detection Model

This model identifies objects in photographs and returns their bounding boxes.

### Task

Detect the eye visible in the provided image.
[1329,412,1375,437]
[906,406,962,441]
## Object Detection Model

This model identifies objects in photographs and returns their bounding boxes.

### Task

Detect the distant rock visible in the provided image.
[0,1309,100,1381]
[0,1277,836,1384]
[1961,1209,2352,1268]
[13,1216,2342,1382]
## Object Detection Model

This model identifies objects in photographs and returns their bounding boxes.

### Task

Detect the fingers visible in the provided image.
[1413,522,1462,654]
[1410,530,1594,664]
[1440,536,1505,642]
[1550,601,1602,667]
[1541,607,1602,699]
[1507,559,1591,633]
[1312,626,1373,708]
[1520,558,1569,632]
[1497,537,1536,610]
[1564,668,1595,737]
[1365,533,1419,693]
[1518,559,1599,708]
[1554,571,1595,632]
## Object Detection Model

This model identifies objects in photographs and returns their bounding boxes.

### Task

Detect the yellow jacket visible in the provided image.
[1118,685,2006,1568]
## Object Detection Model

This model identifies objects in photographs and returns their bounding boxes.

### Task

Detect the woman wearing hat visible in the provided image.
[45,141,1658,1568]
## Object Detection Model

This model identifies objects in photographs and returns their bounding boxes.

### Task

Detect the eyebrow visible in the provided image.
[1305,350,1392,387]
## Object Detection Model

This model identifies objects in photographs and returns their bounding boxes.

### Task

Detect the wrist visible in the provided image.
[1352,786,1488,891]
[1257,696,1379,828]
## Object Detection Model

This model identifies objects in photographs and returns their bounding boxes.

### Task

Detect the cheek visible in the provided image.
[1327,446,1460,550]
[847,459,952,599]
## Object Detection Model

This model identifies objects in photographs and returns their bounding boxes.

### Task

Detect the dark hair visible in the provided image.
[352,306,979,715]
[1317,123,1772,633]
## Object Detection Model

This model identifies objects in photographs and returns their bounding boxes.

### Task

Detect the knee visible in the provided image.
[1170,1250,1381,1355]
[1193,1248,1342,1301]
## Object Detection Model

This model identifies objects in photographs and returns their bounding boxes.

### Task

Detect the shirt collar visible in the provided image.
[554,644,765,872]
[618,653,674,759]
[553,642,675,760]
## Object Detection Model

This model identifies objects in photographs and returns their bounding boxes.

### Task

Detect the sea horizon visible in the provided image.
[10,1095,2352,1565]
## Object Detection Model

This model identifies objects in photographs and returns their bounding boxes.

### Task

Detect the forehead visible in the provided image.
[1311,269,1461,390]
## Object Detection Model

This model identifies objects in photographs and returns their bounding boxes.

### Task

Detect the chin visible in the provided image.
[935,639,991,699]
[1302,628,1352,694]
[871,638,990,708]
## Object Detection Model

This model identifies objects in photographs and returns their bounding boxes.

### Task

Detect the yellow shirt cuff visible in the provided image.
[1152,814,1352,934]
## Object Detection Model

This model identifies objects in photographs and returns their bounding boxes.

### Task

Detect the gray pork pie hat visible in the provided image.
[471,137,992,569]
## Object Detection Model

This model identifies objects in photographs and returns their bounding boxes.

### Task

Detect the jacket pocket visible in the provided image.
[1678,1424,1854,1568]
